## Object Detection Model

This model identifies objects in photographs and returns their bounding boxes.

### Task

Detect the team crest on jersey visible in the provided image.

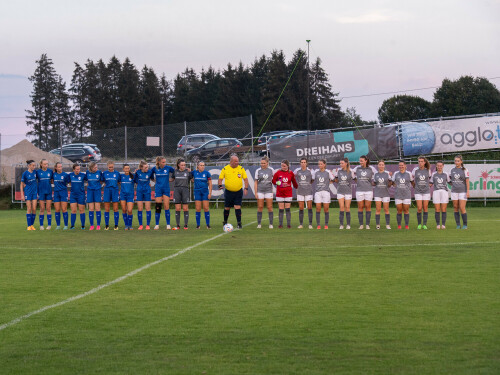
[300,175,306,181]
[437,177,444,183]
[318,177,325,183]
[282,177,289,183]
[454,173,460,180]
[419,175,426,180]
[341,175,347,181]
[361,171,367,176]
[400,178,405,183]
[378,178,384,183]
[78,177,81,180]
[263,174,269,179]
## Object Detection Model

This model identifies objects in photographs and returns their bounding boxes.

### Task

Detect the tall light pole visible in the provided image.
[306,40,311,154]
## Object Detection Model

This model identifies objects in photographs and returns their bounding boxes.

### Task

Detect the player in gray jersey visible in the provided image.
[294,158,314,229]
[373,160,392,229]
[172,159,191,229]
[254,156,275,228]
[392,160,413,229]
[352,155,377,229]
[335,158,354,229]
[313,159,334,229]
[430,160,449,229]
[411,156,432,229]
[449,155,470,229]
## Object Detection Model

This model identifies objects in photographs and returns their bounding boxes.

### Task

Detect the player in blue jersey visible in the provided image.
[120,164,136,230]
[102,160,121,230]
[20,160,38,230]
[134,160,153,230]
[191,161,212,229]
[36,159,54,230]
[85,162,103,231]
[52,162,70,229]
[68,164,87,230]
[151,156,175,230]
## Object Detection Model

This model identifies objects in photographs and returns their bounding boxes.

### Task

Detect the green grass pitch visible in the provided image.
[0,207,499,374]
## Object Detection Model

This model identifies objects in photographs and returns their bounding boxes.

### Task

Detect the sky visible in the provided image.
[1,0,499,149]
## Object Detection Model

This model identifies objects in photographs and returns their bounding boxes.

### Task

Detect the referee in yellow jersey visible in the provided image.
[218,154,249,229]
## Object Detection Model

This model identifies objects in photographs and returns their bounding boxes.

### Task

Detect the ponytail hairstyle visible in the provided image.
[88,161,97,172]
[54,161,62,171]
[176,158,185,170]
[455,154,465,170]
[123,163,134,178]
[139,160,148,171]
[319,159,327,166]
[360,155,370,166]
[281,159,290,171]
[418,155,430,170]
[342,157,350,173]
[156,156,165,168]
[261,155,270,163]
[26,159,35,166]
[39,158,48,169]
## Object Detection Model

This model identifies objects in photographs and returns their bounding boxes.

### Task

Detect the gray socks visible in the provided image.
[257,211,263,225]
[269,211,274,226]
[423,212,428,225]
[299,210,304,225]
[366,211,371,225]
[285,208,291,226]
[358,212,363,225]
[339,211,345,225]
[417,212,422,225]
[175,211,181,226]
[308,209,313,225]
[279,209,284,226]
[325,212,329,226]
[375,214,380,226]
[316,211,321,226]
[184,211,189,226]
[454,212,460,226]
[441,212,447,226]
[461,212,467,226]
[435,212,440,225]
[404,213,410,226]
[397,213,402,226]
[385,213,390,225]
[346,212,351,226]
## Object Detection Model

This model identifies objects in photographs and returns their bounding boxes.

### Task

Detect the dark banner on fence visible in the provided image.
[268,127,398,163]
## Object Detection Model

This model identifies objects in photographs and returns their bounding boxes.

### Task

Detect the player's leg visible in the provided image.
[112,201,120,229]
[154,196,162,229]
[285,201,292,228]
[459,198,467,229]
[88,202,95,230]
[323,202,329,229]
[364,198,372,229]
[182,201,189,229]
[278,201,285,228]
[338,197,345,228]
[137,200,144,229]
[203,199,211,228]
[163,195,171,228]
[121,200,128,229]
[145,200,152,229]
[383,200,391,229]
[257,197,264,227]
[127,201,134,229]
[452,198,460,228]
[297,198,305,228]
[416,198,423,228]
[70,202,78,229]
[95,201,101,229]
[78,203,86,229]
[266,197,273,228]
[174,203,182,229]
[45,199,52,229]
[403,203,410,229]
[396,201,403,229]
[375,199,382,229]
[61,201,68,229]
[357,193,364,228]
[39,199,45,229]
[54,201,61,229]
[422,198,429,228]
[440,203,448,228]
[345,198,352,229]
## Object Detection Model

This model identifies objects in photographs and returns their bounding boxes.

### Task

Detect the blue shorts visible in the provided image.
[120,192,134,203]
[103,188,119,203]
[70,193,86,205]
[194,189,209,201]
[87,189,102,203]
[38,192,53,201]
[155,186,170,198]
[136,190,151,202]
[53,190,68,203]
[224,189,243,208]
[24,191,37,201]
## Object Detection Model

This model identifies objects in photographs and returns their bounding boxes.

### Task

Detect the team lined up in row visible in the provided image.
[253,154,469,230]
[20,157,212,231]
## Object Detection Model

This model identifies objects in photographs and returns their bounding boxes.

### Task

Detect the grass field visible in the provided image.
[0,207,499,374]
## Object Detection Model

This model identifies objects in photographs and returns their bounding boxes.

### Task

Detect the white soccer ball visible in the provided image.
[223,223,234,233]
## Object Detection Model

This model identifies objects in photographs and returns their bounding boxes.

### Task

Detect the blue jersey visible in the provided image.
[21,170,37,195]
[53,171,70,192]
[151,165,174,190]
[134,170,153,192]
[191,170,211,191]
[102,170,121,189]
[36,169,53,194]
[86,170,103,191]
[69,172,87,195]
[120,173,135,195]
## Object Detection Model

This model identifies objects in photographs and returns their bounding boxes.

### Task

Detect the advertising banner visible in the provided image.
[268,127,398,163]
[401,115,500,156]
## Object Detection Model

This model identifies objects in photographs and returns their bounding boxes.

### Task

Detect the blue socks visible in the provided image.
[89,211,94,226]
[26,214,31,227]
[39,214,44,226]
[105,212,110,226]
[155,212,160,225]
[164,210,170,225]
[128,214,133,227]
[114,212,119,226]
[205,211,210,226]
[63,212,68,226]
[80,213,85,228]
[196,212,201,227]
[96,211,101,226]
[146,211,151,226]
[47,214,52,226]
[122,213,127,225]
[55,212,61,226]
[71,213,76,227]
[138,211,143,226]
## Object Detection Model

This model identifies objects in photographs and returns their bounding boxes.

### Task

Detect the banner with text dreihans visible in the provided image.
[401,115,500,156]
[268,127,398,163]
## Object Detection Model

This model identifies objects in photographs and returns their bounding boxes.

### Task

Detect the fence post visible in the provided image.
[250,114,254,157]
[484,159,487,207]
[124,126,128,162]
[184,121,187,139]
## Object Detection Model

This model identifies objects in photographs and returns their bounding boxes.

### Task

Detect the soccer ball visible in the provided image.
[223,223,234,233]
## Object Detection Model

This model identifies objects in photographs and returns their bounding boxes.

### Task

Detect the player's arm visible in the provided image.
[20,176,25,201]
[218,168,225,189]
[465,170,470,198]
[291,173,298,189]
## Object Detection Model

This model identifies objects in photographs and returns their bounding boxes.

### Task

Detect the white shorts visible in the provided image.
[451,192,467,201]
[356,191,373,202]
[276,196,293,202]
[374,196,390,203]
[257,192,273,200]
[314,191,331,204]
[296,194,313,202]
[395,199,412,205]
[337,194,352,201]
[433,190,449,204]
[414,193,431,201]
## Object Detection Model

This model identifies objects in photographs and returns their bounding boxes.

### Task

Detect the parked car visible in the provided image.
[177,134,219,154]
[185,138,243,162]
[265,131,298,146]
[257,130,292,145]
[63,143,102,160]
[279,130,332,141]
[49,145,100,163]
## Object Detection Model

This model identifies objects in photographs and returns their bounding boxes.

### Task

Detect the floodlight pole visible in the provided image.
[306,39,311,154]
[161,101,164,155]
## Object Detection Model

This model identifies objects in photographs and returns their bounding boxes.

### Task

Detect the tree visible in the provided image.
[118,58,141,127]
[70,62,89,140]
[159,73,174,122]
[378,94,432,123]
[26,54,60,150]
[431,76,500,117]
[139,66,161,126]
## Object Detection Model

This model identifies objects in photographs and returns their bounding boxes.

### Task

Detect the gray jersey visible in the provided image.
[412,167,431,194]
[374,171,391,198]
[313,170,334,192]
[294,168,313,196]
[353,166,376,192]
[173,169,190,189]
[336,168,354,195]
[392,171,413,200]
[431,172,449,191]
[255,167,274,194]
[449,167,469,193]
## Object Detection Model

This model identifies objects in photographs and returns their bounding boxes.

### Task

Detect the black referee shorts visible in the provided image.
[224,189,243,208]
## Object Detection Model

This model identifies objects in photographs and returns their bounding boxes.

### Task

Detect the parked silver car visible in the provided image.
[177,134,219,154]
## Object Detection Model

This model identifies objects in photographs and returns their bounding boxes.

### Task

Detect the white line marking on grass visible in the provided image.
[0,216,262,332]
[0,246,185,252]
[193,241,500,251]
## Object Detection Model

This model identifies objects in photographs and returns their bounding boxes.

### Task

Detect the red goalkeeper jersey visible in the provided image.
[272,170,298,198]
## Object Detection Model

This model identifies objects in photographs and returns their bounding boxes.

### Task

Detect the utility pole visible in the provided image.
[306,39,311,154]
[161,101,164,155]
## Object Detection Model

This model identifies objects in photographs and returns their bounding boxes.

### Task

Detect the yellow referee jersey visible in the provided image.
[219,165,247,192]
